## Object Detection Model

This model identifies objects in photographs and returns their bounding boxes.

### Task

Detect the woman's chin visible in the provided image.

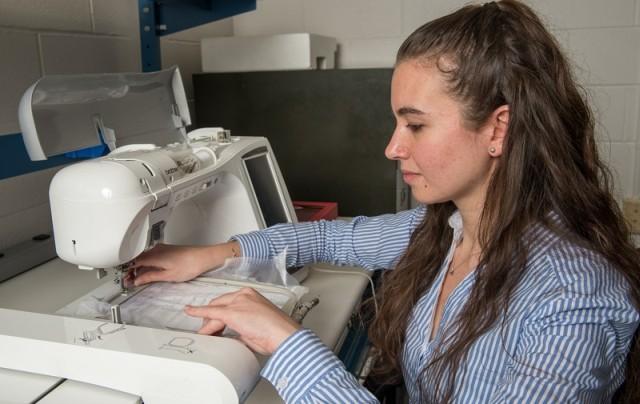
[410,188,449,206]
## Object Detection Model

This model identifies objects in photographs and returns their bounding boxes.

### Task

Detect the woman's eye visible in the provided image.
[406,124,424,132]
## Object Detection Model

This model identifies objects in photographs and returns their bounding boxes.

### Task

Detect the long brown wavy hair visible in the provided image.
[367,1,640,402]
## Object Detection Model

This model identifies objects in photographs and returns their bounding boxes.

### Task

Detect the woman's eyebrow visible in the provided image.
[397,106,427,116]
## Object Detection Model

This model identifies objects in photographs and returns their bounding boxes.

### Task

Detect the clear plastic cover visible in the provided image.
[19,67,190,159]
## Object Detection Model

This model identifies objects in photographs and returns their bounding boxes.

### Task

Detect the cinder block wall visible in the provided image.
[233,0,640,203]
[0,0,231,251]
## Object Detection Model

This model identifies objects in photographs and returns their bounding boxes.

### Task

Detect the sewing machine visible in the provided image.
[0,67,301,404]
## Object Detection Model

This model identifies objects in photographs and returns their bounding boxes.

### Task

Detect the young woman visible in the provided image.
[131,1,640,402]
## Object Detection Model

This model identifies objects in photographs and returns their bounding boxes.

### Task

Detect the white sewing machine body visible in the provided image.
[0,67,299,404]
[51,133,292,270]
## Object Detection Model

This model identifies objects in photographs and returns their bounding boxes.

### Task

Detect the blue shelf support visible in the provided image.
[139,0,162,72]
[138,0,257,72]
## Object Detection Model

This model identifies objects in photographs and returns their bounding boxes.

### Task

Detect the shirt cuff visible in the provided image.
[231,231,272,260]
[261,328,345,402]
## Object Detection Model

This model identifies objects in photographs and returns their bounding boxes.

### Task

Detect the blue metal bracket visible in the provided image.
[139,0,256,72]
[139,0,162,72]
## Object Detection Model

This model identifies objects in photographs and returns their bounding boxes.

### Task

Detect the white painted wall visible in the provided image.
[0,0,638,252]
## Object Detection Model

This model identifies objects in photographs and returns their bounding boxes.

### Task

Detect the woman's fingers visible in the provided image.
[185,305,229,334]
[133,267,168,286]
[129,248,161,269]
[185,304,226,320]
[197,318,226,335]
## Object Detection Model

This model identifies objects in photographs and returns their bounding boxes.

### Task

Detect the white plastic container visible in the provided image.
[201,33,337,72]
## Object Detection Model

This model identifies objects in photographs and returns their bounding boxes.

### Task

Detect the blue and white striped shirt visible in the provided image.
[234,206,639,403]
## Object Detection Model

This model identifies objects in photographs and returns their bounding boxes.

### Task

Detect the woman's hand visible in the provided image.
[129,241,241,286]
[185,287,301,355]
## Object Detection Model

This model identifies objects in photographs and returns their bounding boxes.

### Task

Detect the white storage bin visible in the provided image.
[201,33,337,72]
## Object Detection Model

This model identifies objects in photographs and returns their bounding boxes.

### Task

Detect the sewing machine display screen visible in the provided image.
[243,151,289,227]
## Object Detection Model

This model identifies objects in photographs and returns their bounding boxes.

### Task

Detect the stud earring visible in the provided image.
[489,147,496,154]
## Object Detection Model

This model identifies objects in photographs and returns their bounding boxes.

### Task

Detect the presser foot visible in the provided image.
[108,263,147,324]
[113,263,136,295]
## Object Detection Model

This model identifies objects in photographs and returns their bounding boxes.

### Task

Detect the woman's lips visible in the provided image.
[402,171,419,183]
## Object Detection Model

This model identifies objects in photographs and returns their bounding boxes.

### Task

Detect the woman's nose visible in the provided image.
[385,132,409,160]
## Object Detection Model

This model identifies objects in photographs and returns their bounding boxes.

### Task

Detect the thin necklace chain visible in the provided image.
[448,249,481,275]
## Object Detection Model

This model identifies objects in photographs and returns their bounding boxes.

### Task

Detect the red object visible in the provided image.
[293,201,338,222]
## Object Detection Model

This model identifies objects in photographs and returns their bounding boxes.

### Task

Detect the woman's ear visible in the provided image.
[488,105,509,157]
